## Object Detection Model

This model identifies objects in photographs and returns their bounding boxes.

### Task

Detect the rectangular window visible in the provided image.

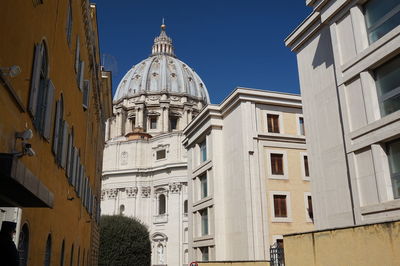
[387,139,400,199]
[156,149,166,160]
[267,114,280,133]
[276,239,284,249]
[374,55,400,117]
[271,153,284,175]
[273,195,287,218]
[199,173,208,198]
[299,117,305,135]
[170,116,178,130]
[150,117,157,129]
[307,195,314,220]
[200,140,207,162]
[200,208,208,236]
[66,0,73,46]
[304,155,310,177]
[364,0,400,44]
[200,247,209,261]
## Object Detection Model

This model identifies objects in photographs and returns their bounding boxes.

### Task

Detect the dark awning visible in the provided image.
[0,153,53,208]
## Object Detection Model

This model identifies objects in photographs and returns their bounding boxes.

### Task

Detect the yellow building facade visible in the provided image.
[0,0,111,265]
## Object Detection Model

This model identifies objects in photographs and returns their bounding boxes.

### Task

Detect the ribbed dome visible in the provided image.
[113,24,210,103]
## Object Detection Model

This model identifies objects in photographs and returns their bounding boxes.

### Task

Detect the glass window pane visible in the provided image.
[200,174,208,198]
[375,56,400,116]
[387,139,400,199]
[201,209,208,235]
[200,140,207,162]
[364,0,400,43]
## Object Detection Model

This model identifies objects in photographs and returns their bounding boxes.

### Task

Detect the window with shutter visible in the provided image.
[304,155,309,177]
[273,195,287,218]
[82,80,90,109]
[271,154,284,175]
[267,114,280,133]
[71,148,78,187]
[75,36,80,73]
[65,0,73,46]
[43,80,55,140]
[29,44,43,117]
[307,195,313,220]
[78,61,85,90]
[60,121,69,169]
[52,100,61,156]
[66,129,74,180]
[74,156,80,191]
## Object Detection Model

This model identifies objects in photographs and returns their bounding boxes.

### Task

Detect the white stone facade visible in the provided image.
[183,88,313,262]
[286,0,400,229]
[101,24,209,266]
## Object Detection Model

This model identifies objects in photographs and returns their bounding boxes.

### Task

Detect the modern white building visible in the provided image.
[285,0,400,230]
[183,88,314,262]
[101,24,209,266]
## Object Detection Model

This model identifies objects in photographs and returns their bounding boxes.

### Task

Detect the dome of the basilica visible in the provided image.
[113,24,210,103]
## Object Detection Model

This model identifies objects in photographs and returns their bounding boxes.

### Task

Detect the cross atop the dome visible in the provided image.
[152,20,175,57]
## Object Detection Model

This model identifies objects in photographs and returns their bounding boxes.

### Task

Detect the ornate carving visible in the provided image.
[121,151,128,165]
[141,186,151,198]
[169,182,182,193]
[108,188,118,199]
[126,187,138,198]
[101,190,106,201]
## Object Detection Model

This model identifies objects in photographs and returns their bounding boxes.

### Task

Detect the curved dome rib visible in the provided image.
[113,24,210,104]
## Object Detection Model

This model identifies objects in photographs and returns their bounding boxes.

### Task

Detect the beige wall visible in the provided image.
[198,262,269,266]
[284,220,400,266]
[260,110,314,245]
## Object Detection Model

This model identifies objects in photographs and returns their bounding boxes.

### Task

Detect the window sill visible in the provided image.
[193,197,213,211]
[360,199,400,215]
[192,159,212,177]
[271,217,292,223]
[268,175,288,180]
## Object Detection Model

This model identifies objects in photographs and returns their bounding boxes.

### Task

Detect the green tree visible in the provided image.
[99,215,151,266]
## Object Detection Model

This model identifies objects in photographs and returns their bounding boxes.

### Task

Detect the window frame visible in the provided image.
[296,114,305,136]
[266,150,288,180]
[149,116,158,130]
[199,172,208,199]
[304,192,314,223]
[372,55,400,118]
[199,208,209,236]
[363,0,400,44]
[156,149,166,160]
[270,191,292,223]
[265,111,283,134]
[301,152,311,181]
[386,139,400,199]
[199,139,207,163]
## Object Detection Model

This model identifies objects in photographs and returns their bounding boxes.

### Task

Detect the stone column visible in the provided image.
[104,119,110,141]
[138,106,144,128]
[116,111,122,136]
[163,106,169,132]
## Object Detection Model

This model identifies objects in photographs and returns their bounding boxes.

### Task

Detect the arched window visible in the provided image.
[18,223,29,266]
[119,204,125,215]
[159,194,166,215]
[184,200,188,214]
[60,239,65,266]
[29,41,54,140]
[70,244,74,266]
[184,249,189,264]
[43,234,52,266]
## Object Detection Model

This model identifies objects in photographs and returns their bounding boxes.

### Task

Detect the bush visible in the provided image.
[99,215,151,266]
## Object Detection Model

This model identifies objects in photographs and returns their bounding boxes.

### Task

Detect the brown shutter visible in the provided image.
[52,100,61,155]
[43,79,55,140]
[75,36,80,73]
[60,121,69,169]
[267,115,272,132]
[29,44,43,116]
[304,156,309,176]
[273,115,280,133]
[281,196,287,217]
[277,155,283,175]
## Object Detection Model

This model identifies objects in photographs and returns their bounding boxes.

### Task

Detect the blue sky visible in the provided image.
[95,0,312,104]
